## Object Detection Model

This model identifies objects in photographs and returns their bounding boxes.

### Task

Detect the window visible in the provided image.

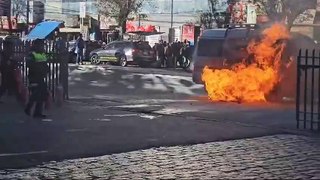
[197,39,224,57]
[133,42,152,50]
[106,42,115,49]
[114,42,126,48]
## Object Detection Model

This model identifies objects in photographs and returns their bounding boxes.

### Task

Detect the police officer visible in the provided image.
[24,39,49,118]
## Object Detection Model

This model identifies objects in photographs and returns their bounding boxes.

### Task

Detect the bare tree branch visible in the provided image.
[96,0,147,34]
[255,0,316,30]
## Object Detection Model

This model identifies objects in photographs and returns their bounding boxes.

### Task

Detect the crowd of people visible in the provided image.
[152,40,193,68]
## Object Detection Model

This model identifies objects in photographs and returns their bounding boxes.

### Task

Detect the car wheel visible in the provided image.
[119,55,127,67]
[90,54,100,65]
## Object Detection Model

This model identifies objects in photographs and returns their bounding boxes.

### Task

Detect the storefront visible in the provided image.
[0,16,25,38]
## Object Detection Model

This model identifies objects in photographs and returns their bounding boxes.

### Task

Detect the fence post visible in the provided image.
[58,41,69,100]
[311,49,316,130]
[296,49,301,129]
[303,49,309,129]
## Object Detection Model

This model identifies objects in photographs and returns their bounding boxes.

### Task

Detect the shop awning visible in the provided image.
[126,31,164,36]
[26,21,63,40]
[59,27,81,33]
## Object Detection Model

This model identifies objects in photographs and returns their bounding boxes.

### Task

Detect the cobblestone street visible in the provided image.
[1,135,320,179]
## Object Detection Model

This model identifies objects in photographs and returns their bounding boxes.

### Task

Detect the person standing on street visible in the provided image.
[24,39,49,118]
[0,40,19,102]
[165,42,173,68]
[156,40,166,67]
[76,34,85,65]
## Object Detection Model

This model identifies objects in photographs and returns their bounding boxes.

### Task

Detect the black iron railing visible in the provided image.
[296,49,320,131]
[0,39,69,101]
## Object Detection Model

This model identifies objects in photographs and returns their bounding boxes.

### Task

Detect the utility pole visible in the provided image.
[170,0,173,28]
[26,0,30,34]
[169,0,174,43]
[7,0,12,35]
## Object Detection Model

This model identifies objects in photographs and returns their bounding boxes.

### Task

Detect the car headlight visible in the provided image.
[125,50,133,56]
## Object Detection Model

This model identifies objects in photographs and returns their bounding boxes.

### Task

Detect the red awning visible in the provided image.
[126,21,157,33]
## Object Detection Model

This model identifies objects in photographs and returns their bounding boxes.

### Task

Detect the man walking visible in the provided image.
[24,39,49,118]
[76,34,85,65]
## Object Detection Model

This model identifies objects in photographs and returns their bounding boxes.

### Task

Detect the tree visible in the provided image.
[199,12,214,29]
[255,0,316,30]
[208,0,219,16]
[199,0,228,29]
[96,0,146,35]
[11,0,27,21]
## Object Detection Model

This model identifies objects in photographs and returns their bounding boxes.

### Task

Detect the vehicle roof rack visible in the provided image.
[226,24,258,29]
[224,24,260,38]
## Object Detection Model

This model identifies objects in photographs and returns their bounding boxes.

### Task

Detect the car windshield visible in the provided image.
[197,39,224,57]
[134,42,152,50]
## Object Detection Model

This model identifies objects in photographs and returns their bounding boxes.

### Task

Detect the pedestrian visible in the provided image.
[165,42,173,68]
[75,34,85,65]
[24,39,50,118]
[172,42,181,68]
[0,40,19,102]
[156,40,165,67]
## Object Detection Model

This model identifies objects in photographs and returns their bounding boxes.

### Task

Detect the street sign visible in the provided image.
[246,3,257,24]
[81,25,89,41]
[80,2,86,18]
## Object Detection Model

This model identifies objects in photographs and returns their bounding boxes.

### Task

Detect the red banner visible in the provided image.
[126,21,156,32]
[0,16,18,30]
[182,24,195,43]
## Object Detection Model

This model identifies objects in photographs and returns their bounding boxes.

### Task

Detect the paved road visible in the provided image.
[68,64,205,100]
[0,64,317,178]
[0,98,284,170]
[1,135,320,179]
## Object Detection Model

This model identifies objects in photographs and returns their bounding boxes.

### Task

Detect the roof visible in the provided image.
[60,28,81,33]
[201,29,227,39]
[126,31,165,36]
[26,21,63,40]
[226,28,252,39]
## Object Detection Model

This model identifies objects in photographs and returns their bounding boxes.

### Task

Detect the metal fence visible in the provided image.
[0,39,69,101]
[296,49,320,131]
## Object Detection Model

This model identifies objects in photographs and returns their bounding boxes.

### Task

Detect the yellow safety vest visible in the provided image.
[32,52,47,62]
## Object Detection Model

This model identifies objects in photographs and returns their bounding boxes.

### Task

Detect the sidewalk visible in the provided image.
[1,134,320,179]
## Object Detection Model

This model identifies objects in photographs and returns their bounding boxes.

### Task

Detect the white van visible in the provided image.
[192,25,258,84]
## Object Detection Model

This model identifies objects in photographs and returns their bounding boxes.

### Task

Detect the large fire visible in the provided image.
[202,23,291,103]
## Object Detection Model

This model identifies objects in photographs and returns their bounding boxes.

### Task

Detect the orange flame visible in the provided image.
[202,23,291,103]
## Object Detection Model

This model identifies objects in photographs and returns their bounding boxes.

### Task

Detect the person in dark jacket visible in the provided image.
[165,42,174,68]
[75,34,85,65]
[0,40,18,102]
[24,39,49,118]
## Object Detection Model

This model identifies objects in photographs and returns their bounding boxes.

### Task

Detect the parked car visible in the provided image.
[89,40,157,67]
[68,40,101,63]
[192,25,259,84]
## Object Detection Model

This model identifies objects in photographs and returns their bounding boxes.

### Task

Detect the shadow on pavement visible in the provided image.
[68,65,205,100]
